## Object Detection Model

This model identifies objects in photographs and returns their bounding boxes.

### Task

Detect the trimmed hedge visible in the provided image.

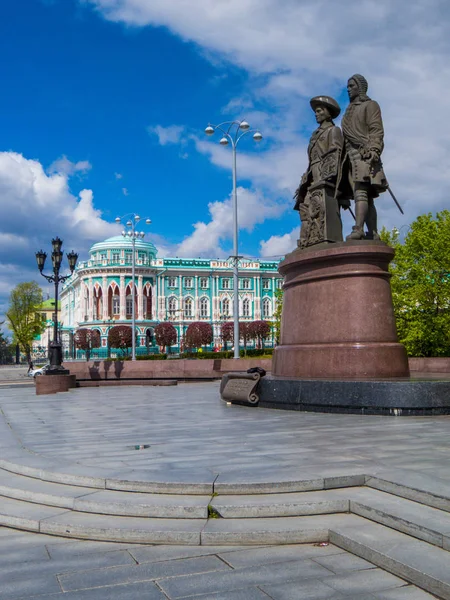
[180,351,234,360]
[136,354,168,361]
[241,348,273,357]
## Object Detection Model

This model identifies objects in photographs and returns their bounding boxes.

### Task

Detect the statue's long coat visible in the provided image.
[294,121,343,210]
[340,99,388,197]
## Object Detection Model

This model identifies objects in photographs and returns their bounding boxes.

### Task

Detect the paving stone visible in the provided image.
[260,578,347,599]
[321,568,406,594]
[0,573,62,599]
[371,585,439,599]
[157,559,336,598]
[179,587,276,599]
[59,555,231,592]
[0,549,137,583]
[312,551,376,573]
[217,543,346,569]
[24,580,166,599]
[129,544,254,564]
[46,539,151,559]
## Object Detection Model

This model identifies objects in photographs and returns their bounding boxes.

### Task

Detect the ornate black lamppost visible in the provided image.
[35,238,78,373]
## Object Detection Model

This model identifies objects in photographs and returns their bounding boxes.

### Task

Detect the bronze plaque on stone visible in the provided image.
[220,372,260,405]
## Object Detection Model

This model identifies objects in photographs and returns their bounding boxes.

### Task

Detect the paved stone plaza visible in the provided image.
[0,381,449,598]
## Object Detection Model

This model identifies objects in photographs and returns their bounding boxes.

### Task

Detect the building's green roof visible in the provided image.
[90,236,157,255]
[39,300,60,309]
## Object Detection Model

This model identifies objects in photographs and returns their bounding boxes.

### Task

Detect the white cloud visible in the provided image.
[114,172,123,179]
[259,228,299,258]
[122,187,129,196]
[0,151,119,319]
[147,124,185,146]
[48,155,92,176]
[176,186,283,258]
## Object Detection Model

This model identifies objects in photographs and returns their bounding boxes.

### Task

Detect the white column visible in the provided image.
[137,275,144,320]
[102,276,108,320]
[254,275,261,319]
[88,278,94,320]
[120,275,126,319]
[194,275,199,318]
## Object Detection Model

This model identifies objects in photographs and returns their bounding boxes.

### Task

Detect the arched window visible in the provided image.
[112,294,120,315]
[143,285,152,319]
[221,297,230,318]
[125,284,137,319]
[243,298,250,317]
[184,297,193,318]
[263,297,271,319]
[168,297,177,312]
[200,297,208,318]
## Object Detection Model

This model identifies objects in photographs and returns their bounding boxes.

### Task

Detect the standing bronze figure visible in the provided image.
[294,96,344,248]
[341,74,388,240]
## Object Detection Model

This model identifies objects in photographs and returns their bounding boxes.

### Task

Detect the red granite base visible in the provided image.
[36,374,76,395]
[272,241,409,379]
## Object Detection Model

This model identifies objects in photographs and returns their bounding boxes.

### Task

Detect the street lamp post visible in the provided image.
[115,214,152,361]
[35,238,78,373]
[205,120,263,359]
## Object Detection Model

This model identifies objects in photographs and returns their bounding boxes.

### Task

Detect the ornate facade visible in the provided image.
[60,236,282,356]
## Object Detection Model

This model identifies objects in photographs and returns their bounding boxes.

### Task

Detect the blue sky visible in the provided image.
[1,0,450,318]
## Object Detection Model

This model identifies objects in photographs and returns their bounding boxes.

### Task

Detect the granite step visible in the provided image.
[343,487,450,549]
[0,469,210,518]
[330,520,450,599]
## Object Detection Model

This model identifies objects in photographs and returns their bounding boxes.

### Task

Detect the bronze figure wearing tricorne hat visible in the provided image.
[294,95,346,248]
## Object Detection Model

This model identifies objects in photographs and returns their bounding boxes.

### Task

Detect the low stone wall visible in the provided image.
[409,357,450,373]
[64,358,272,381]
[64,357,450,383]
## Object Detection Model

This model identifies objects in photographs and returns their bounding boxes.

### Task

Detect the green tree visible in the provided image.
[6,282,46,362]
[273,288,284,346]
[380,210,450,356]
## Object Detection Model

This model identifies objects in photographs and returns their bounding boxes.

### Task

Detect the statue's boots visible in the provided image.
[346,226,365,240]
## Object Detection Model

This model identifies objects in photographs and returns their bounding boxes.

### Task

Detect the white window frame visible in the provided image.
[243,298,250,317]
[200,297,209,318]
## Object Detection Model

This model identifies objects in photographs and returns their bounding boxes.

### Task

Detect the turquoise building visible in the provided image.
[60,236,282,355]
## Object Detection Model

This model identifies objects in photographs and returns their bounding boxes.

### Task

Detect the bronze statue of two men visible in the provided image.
[294,74,388,248]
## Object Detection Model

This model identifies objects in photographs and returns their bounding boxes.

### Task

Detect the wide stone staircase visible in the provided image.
[0,457,450,598]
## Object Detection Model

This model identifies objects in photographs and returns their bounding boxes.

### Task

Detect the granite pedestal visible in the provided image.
[272,241,409,379]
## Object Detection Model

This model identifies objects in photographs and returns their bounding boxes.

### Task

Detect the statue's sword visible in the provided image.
[387,185,404,215]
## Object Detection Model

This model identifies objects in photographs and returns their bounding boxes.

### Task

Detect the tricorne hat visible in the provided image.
[309,96,341,119]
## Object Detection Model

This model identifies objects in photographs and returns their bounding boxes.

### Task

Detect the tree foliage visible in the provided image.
[380,210,450,356]
[248,320,271,347]
[155,322,177,352]
[74,328,101,361]
[108,325,133,354]
[6,282,46,360]
[273,288,284,345]
[221,321,234,344]
[185,322,213,349]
